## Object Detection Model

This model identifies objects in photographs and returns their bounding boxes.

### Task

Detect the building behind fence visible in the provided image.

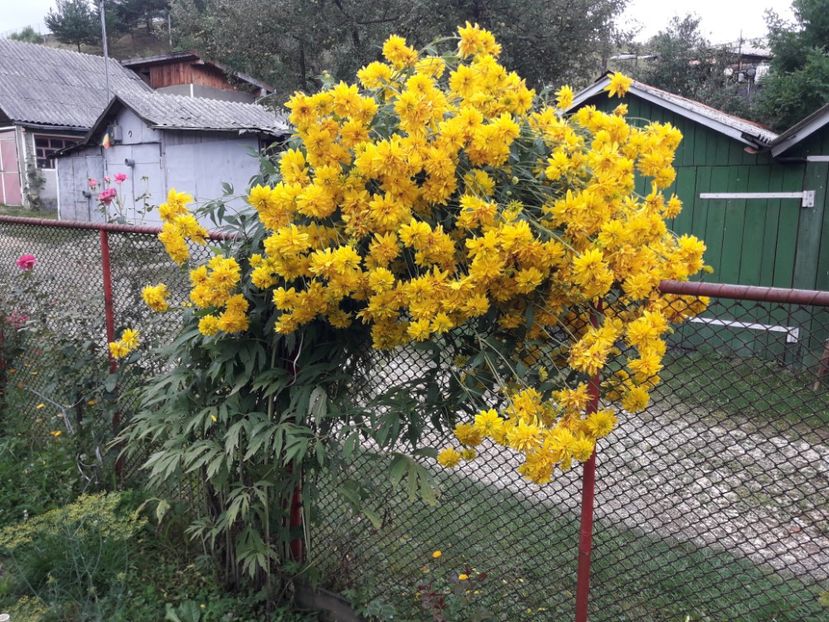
[1,215,828,621]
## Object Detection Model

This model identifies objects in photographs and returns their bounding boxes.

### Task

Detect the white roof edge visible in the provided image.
[770,107,829,157]
[569,76,775,147]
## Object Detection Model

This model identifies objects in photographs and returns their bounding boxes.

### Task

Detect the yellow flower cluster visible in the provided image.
[108,328,139,360]
[141,283,169,312]
[146,24,709,484]
[157,189,207,265]
[189,256,249,336]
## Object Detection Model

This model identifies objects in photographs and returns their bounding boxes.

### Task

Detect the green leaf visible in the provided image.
[389,454,409,489]
[362,508,382,529]
[308,386,327,424]
[155,499,171,523]
[413,447,439,459]
[342,430,359,460]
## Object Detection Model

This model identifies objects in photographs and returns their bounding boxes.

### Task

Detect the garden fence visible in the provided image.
[1,215,828,622]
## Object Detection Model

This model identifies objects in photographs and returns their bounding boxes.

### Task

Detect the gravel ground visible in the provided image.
[427,397,829,584]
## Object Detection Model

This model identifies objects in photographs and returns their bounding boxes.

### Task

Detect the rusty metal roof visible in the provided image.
[570,73,778,147]
[0,38,151,130]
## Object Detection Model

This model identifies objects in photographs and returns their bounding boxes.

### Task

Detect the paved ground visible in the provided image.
[421,396,829,584]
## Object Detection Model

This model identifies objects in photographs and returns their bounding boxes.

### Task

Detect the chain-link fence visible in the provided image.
[1,216,827,621]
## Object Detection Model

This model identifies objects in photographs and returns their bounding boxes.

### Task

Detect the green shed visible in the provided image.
[571,75,829,362]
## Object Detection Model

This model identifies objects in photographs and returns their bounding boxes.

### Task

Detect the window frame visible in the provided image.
[33,134,81,170]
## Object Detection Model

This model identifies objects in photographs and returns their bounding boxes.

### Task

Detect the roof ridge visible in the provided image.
[124,89,285,113]
[632,79,774,132]
[572,73,777,147]
[0,37,128,67]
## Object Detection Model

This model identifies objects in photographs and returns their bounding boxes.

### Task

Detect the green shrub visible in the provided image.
[0,492,146,620]
[0,435,79,529]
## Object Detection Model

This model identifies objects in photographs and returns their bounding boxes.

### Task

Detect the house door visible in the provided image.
[0,129,22,206]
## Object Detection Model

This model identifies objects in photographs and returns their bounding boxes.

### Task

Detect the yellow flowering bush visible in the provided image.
[137,24,707,488]
[121,26,711,588]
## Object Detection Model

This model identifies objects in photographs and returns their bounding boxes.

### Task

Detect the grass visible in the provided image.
[313,452,828,622]
[659,349,829,431]
[0,205,58,219]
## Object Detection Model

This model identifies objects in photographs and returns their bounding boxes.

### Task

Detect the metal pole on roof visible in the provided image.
[100,0,111,100]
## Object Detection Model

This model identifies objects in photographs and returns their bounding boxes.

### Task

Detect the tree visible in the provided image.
[45,0,99,51]
[9,26,45,44]
[111,0,170,35]
[634,15,712,97]
[618,14,755,120]
[170,0,629,102]
[120,26,707,591]
[757,0,829,130]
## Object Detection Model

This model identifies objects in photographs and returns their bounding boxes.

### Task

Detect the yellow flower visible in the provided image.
[555,85,574,110]
[50,430,62,438]
[458,573,469,581]
[141,283,169,312]
[382,34,418,68]
[198,315,221,337]
[605,72,633,98]
[120,329,139,350]
[437,447,462,468]
[457,22,502,58]
[109,328,139,360]
[586,409,617,438]
[432,550,442,559]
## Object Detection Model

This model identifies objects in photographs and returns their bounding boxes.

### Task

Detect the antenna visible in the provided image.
[100,0,110,101]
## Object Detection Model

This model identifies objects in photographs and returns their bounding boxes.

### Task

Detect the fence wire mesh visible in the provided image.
[1,217,827,621]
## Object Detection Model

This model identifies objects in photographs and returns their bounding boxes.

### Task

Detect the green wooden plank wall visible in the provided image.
[585,94,829,365]
[592,95,812,289]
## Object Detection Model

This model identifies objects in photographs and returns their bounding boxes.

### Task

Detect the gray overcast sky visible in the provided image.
[0,0,799,42]
[621,0,794,42]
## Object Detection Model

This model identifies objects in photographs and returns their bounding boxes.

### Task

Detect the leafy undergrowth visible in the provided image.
[0,491,320,622]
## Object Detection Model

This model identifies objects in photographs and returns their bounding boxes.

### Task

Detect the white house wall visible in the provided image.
[117,108,161,146]
[162,131,261,221]
[56,105,264,225]
[57,146,104,222]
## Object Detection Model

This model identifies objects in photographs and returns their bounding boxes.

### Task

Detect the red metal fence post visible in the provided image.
[100,229,117,371]
[575,302,603,622]
[289,481,305,563]
[99,229,123,478]
[575,378,600,622]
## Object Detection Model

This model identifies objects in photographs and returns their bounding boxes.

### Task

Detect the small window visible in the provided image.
[34,135,79,169]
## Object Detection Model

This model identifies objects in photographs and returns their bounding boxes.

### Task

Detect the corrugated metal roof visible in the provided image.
[117,90,290,135]
[0,38,151,129]
[632,80,778,144]
[570,74,778,147]
[769,103,829,157]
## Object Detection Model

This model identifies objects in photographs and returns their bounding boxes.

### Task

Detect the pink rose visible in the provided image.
[87,178,98,190]
[114,173,127,183]
[104,175,111,184]
[16,254,36,270]
[6,311,28,329]
[98,188,117,205]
